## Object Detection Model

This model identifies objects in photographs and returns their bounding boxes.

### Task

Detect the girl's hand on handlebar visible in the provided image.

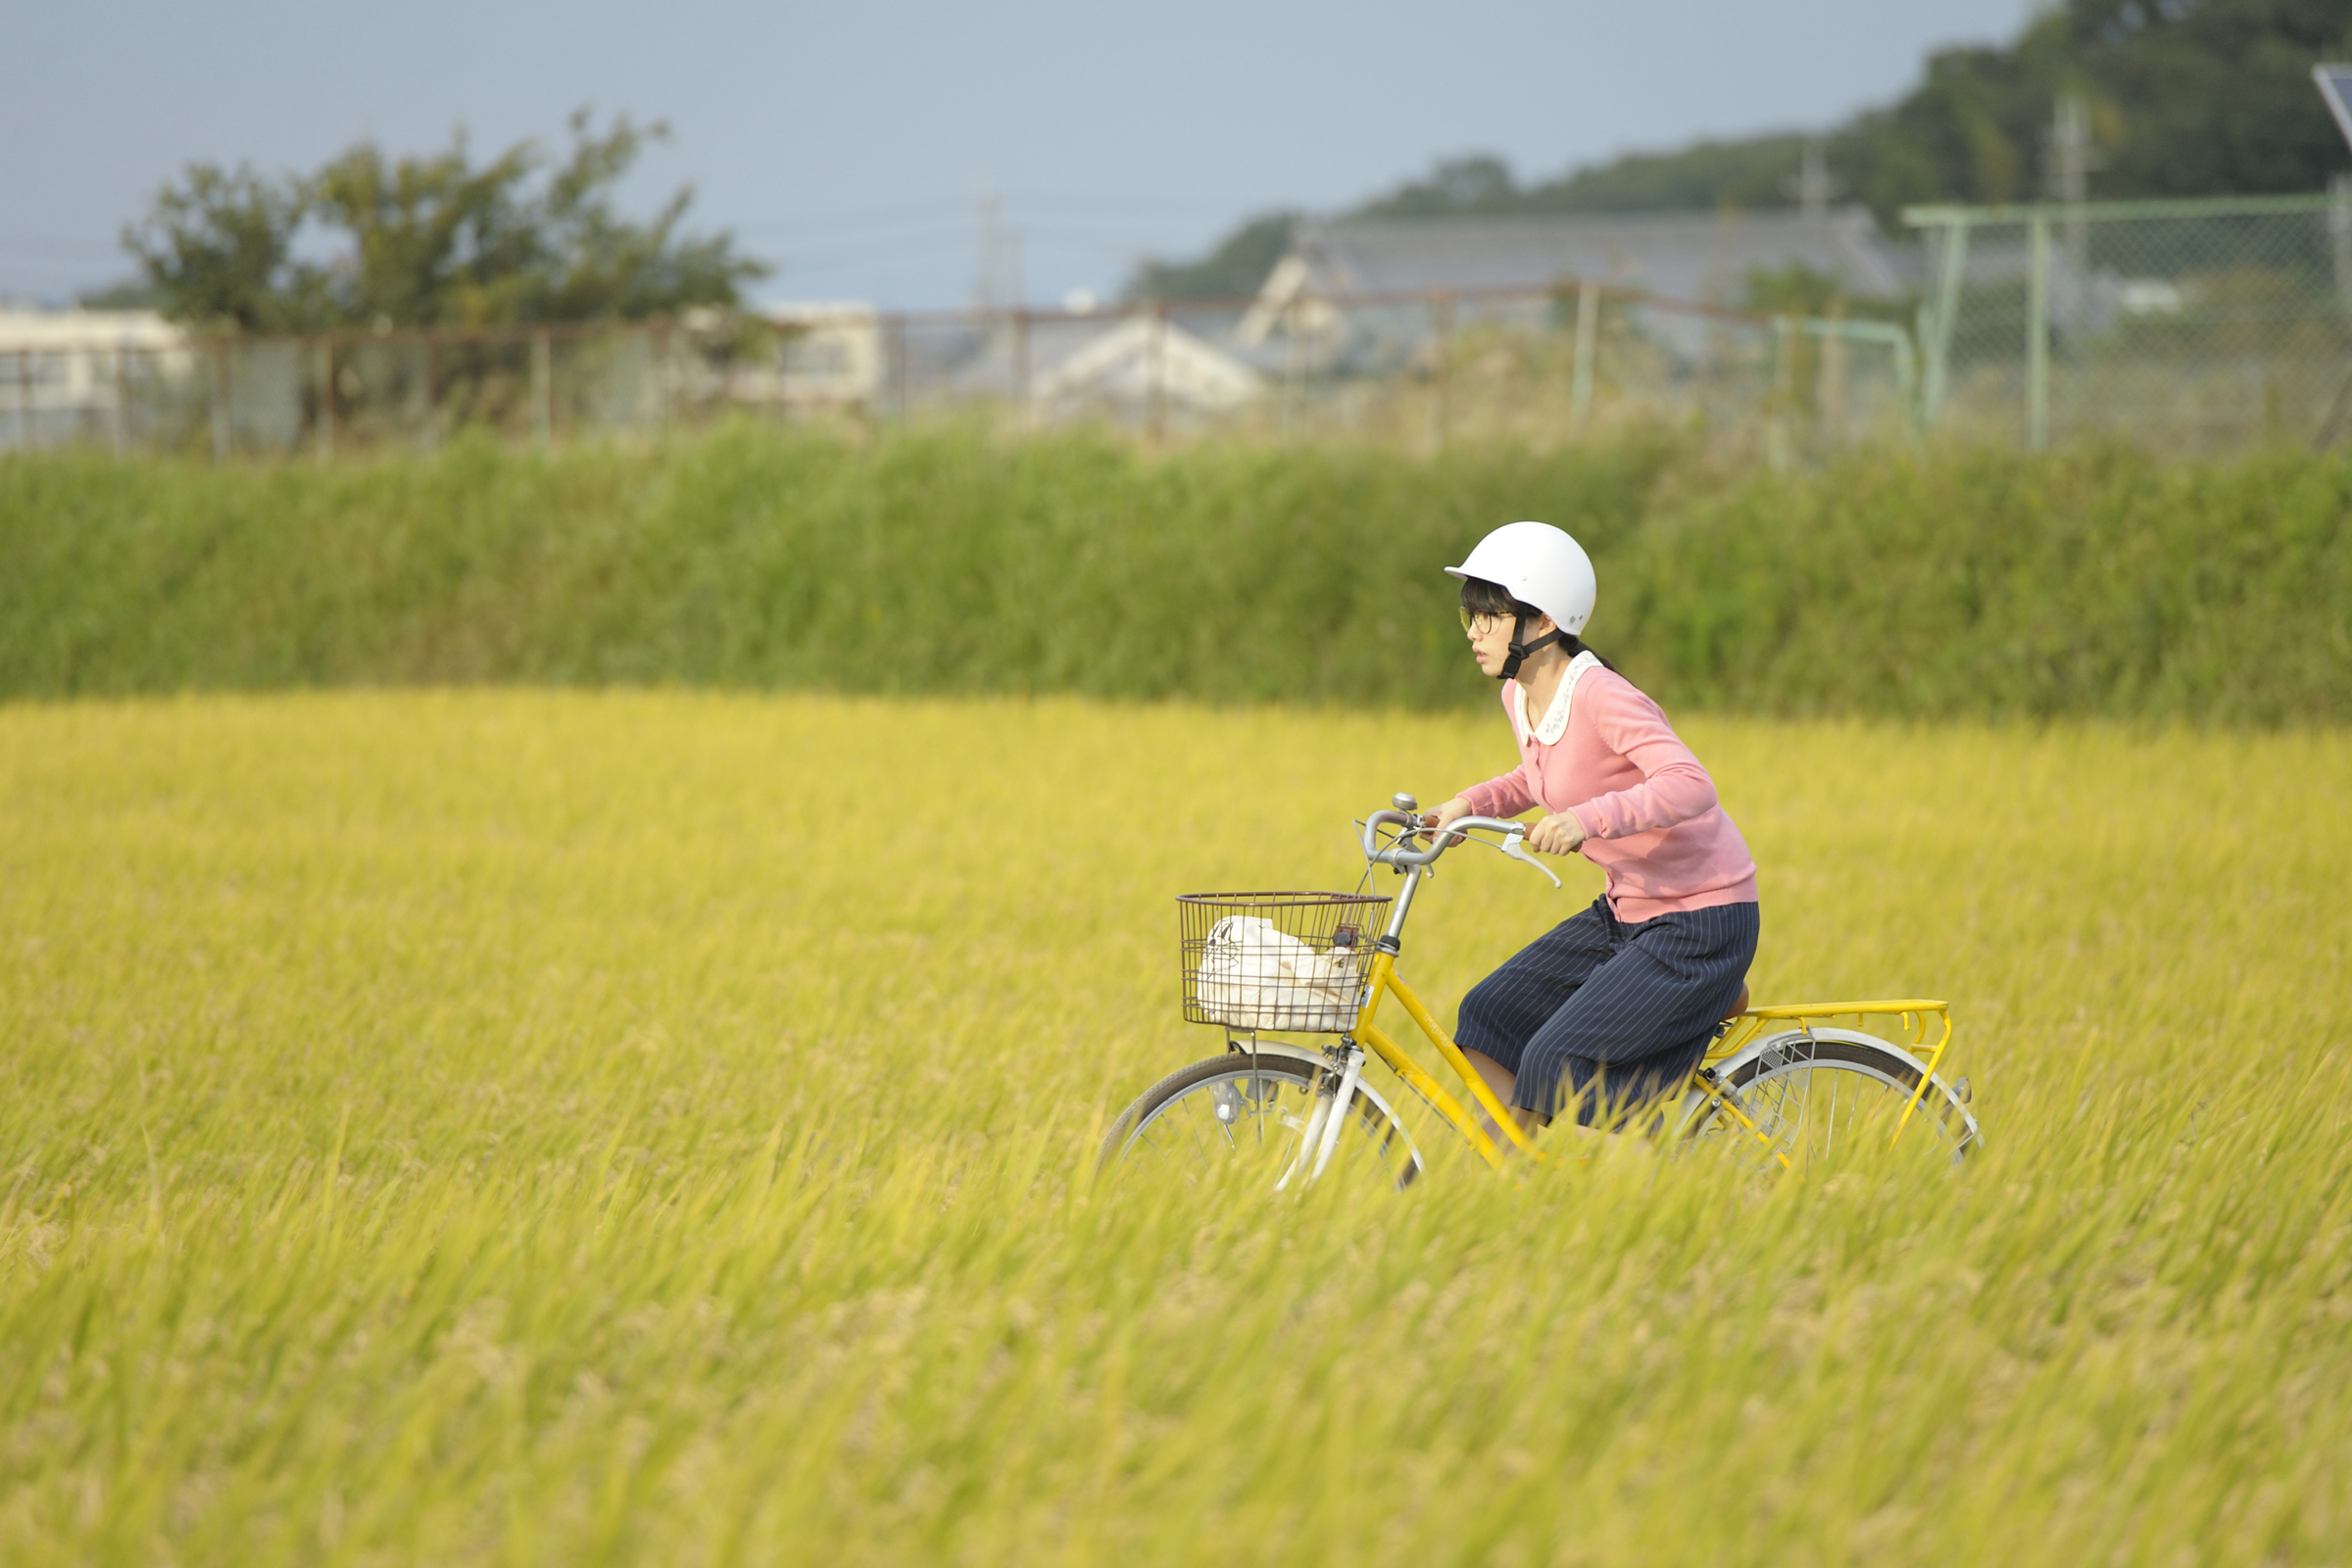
[1524,812,1588,855]
[1420,798,1476,841]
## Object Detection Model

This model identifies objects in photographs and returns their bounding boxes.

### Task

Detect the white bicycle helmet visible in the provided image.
[1445,520,1596,634]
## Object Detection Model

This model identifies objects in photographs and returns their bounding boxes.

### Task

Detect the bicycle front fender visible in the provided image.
[1221,1039,1426,1161]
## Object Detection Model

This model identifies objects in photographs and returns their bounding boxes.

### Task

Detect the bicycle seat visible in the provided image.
[1722,984,1749,1022]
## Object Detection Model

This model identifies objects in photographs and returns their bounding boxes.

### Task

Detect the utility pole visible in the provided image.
[1789,142,1836,220]
[974,191,1000,312]
[977,190,1028,411]
[2045,91,2101,274]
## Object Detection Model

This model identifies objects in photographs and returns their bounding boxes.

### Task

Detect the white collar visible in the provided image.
[1513,651,1604,746]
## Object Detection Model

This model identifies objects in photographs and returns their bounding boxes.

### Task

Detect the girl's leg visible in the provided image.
[1461,1049,1542,1141]
[1517,904,1759,1130]
[1453,899,1617,1145]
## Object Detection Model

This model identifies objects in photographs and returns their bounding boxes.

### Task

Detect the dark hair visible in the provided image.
[1457,576,1613,670]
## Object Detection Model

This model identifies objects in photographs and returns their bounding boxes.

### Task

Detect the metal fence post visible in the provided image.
[2323,177,2352,450]
[422,336,440,453]
[1921,216,1968,427]
[889,315,907,423]
[1010,307,1030,418]
[1768,314,1797,468]
[532,330,554,450]
[785,319,804,422]
[1283,298,1302,438]
[2330,174,2352,317]
[14,351,29,452]
[1818,303,1849,441]
[648,325,669,433]
[212,341,231,461]
[315,338,334,462]
[1428,291,1453,450]
[1569,281,1598,434]
[2027,211,2051,451]
[113,342,132,457]
[1148,303,1166,444]
[1888,326,1920,438]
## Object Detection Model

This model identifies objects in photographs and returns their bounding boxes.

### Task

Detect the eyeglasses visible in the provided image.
[1458,609,1511,633]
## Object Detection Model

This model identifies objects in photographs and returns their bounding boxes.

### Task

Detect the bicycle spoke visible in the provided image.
[1106,1057,1421,1190]
[1684,1036,1972,1172]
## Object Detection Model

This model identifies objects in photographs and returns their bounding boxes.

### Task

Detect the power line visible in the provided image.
[735,192,1245,239]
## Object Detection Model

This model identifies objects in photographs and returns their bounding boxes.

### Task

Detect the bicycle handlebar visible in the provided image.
[1360,808,1564,888]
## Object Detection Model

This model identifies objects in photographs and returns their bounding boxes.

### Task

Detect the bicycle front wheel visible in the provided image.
[1099,1050,1424,1191]
[1682,1031,1979,1170]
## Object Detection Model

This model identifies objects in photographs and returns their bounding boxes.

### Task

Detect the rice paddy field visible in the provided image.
[3,689,2348,1565]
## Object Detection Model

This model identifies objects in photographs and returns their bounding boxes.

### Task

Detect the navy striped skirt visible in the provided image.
[1454,897,1759,1125]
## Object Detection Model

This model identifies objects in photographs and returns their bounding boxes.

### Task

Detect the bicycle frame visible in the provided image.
[1322,810,1958,1175]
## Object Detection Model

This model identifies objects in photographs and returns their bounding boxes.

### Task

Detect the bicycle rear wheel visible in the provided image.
[1681,1032,1978,1171]
[1099,1050,1424,1191]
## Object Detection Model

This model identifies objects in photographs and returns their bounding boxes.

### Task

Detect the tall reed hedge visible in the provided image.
[3,427,2345,721]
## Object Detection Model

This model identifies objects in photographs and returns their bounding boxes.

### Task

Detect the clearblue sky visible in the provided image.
[2,0,2036,311]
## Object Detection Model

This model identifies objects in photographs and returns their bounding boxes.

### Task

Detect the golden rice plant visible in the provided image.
[1,690,2345,1564]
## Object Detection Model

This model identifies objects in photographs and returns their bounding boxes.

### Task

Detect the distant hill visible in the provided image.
[1132,0,2352,300]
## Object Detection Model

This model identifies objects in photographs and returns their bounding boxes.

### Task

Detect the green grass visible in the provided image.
[4,428,2347,720]
[3,690,2347,1563]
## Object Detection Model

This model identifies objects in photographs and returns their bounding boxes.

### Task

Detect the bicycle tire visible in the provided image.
[1098,1051,1425,1191]
[1680,1033,1978,1169]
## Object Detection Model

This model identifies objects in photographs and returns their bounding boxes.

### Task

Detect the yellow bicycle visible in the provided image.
[1100,795,1981,1188]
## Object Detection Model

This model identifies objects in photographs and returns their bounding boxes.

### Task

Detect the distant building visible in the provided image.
[0,307,191,449]
[1254,207,1903,307]
[1236,208,1908,366]
[744,302,884,407]
[918,310,1264,422]
[1029,316,1261,416]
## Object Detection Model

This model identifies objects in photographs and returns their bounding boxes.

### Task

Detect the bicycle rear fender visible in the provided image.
[1671,1026,1984,1148]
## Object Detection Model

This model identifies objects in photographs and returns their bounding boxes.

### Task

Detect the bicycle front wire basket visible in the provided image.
[1177,891,1393,1033]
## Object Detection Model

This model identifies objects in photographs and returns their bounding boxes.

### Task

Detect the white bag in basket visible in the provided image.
[1196,915,1365,1031]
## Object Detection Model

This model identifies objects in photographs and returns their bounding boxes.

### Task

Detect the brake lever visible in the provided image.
[1499,826,1563,889]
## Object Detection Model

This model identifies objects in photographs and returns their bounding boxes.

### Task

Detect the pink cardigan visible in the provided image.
[1458,667,1757,923]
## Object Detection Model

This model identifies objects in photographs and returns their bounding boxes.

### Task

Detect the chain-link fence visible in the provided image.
[12,192,2349,461]
[0,283,1915,461]
[0,318,746,460]
[1908,190,2352,452]
[897,283,1915,455]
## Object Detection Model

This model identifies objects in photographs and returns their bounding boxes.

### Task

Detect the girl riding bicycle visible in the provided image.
[1423,523,1758,1143]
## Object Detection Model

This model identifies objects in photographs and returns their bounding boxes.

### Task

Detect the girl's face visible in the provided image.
[1463,608,1555,679]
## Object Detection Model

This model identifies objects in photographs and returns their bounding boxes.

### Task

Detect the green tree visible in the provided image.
[1520,136,1814,215]
[121,164,324,331]
[1141,0,2352,282]
[124,112,766,331]
[1348,155,1524,219]
[2067,0,2352,197]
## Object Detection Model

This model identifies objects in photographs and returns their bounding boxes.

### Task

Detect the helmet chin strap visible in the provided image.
[1497,612,1569,681]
